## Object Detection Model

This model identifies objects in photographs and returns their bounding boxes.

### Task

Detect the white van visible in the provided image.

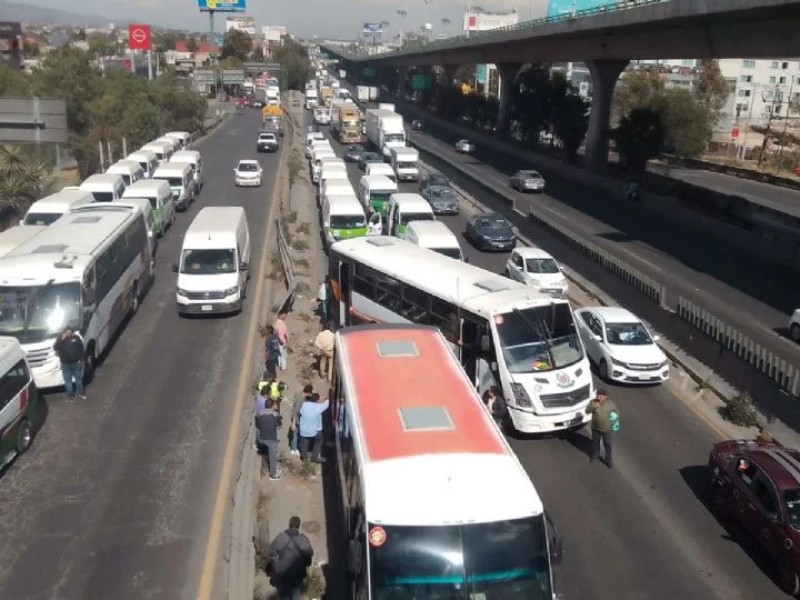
[358,175,398,217]
[21,189,95,225]
[307,139,331,159]
[320,166,349,190]
[311,150,337,183]
[122,179,175,237]
[403,220,464,261]
[0,337,40,468]
[322,194,367,250]
[106,160,144,186]
[390,146,419,182]
[365,162,397,183]
[152,162,194,211]
[141,140,174,165]
[80,173,126,203]
[387,193,436,238]
[155,136,181,154]
[321,179,355,208]
[170,150,204,196]
[0,225,47,257]
[174,206,251,315]
[127,149,158,179]
[306,131,325,156]
[164,131,192,150]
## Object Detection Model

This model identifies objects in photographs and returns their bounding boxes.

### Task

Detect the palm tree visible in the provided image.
[0,145,49,219]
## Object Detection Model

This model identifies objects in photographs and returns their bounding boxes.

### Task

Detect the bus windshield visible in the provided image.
[330,215,366,229]
[370,191,393,204]
[494,304,583,373]
[0,283,82,343]
[369,517,552,600]
[180,249,236,274]
[24,212,62,226]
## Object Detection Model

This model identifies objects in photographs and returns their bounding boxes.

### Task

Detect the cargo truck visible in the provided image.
[357,85,370,102]
[320,86,334,107]
[331,101,362,144]
[261,104,283,136]
[305,88,319,109]
[365,109,406,160]
[369,86,379,101]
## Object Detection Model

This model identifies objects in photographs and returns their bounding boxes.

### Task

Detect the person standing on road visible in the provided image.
[299,392,329,463]
[274,312,290,371]
[264,326,281,380]
[269,516,314,600]
[313,322,335,382]
[256,398,283,481]
[53,327,86,401]
[317,277,330,323]
[290,384,313,457]
[586,388,620,469]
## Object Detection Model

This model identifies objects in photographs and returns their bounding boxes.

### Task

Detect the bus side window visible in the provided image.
[83,266,97,306]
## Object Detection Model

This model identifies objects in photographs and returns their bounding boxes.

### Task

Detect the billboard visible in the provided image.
[547,0,617,17]
[197,0,246,12]
[226,16,255,34]
[463,10,518,31]
[128,24,151,51]
[363,22,383,43]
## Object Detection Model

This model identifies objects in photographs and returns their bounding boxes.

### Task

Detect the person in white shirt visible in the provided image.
[313,321,336,381]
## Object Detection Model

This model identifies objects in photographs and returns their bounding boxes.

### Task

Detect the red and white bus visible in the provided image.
[331,324,562,599]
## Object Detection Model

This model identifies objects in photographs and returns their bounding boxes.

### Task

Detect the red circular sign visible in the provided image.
[731,127,740,139]
[368,526,387,547]
[131,28,146,43]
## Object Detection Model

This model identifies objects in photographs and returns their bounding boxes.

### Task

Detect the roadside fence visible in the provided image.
[274,95,298,314]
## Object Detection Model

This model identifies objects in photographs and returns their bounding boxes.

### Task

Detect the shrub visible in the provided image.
[724,392,761,428]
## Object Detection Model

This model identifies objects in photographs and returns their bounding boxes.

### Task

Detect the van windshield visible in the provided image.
[402,213,434,225]
[180,249,237,274]
[24,212,62,226]
[330,215,366,229]
[398,161,416,169]
[119,174,132,185]
[90,191,114,203]
[0,283,82,343]
[432,247,462,260]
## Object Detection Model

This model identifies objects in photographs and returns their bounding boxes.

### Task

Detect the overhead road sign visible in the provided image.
[222,69,245,84]
[363,22,383,34]
[198,0,246,12]
[128,24,151,50]
[194,69,216,83]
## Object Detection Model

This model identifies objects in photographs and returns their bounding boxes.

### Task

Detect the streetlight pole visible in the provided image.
[397,10,407,46]
[757,83,781,168]
[778,75,796,171]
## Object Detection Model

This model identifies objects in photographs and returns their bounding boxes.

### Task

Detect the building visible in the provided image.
[719,58,800,129]
[226,17,256,35]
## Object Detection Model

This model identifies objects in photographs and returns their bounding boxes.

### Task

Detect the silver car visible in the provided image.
[510,170,546,193]
[455,139,476,153]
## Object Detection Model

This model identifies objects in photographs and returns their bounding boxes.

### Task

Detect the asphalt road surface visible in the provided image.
[0,108,279,599]
[314,112,787,599]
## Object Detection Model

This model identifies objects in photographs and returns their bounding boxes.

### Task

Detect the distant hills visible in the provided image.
[0,1,123,27]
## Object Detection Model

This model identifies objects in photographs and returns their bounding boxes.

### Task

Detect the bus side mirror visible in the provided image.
[347,539,363,574]
[545,510,563,566]
[479,334,490,352]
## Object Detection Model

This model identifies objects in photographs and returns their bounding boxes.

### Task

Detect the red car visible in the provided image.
[709,439,800,595]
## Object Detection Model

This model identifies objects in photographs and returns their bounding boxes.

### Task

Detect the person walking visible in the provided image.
[255,399,283,481]
[290,384,313,457]
[298,392,329,463]
[274,312,290,371]
[264,326,281,380]
[53,327,86,401]
[269,516,314,600]
[313,322,335,381]
[586,388,620,469]
[317,277,330,323]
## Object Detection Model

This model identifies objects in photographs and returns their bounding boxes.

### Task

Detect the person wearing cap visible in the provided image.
[586,388,620,469]
[53,327,86,401]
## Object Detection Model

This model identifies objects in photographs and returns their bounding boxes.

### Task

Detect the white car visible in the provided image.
[233,160,262,187]
[790,309,800,342]
[455,139,476,153]
[575,307,669,385]
[505,247,568,298]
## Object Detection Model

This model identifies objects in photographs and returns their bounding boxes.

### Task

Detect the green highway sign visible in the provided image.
[411,75,432,90]
[222,69,245,84]
[194,69,216,83]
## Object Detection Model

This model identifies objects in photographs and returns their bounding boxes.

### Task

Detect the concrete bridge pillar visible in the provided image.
[398,66,408,97]
[496,63,521,139]
[585,59,628,171]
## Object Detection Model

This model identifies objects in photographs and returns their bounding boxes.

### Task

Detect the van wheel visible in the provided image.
[778,563,800,596]
[131,281,140,314]
[791,324,800,343]
[599,360,610,382]
[16,419,32,454]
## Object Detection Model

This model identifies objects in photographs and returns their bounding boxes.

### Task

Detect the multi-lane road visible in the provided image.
[313,108,786,599]
[0,109,278,599]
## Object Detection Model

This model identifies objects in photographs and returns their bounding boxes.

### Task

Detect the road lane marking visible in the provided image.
[196,139,287,600]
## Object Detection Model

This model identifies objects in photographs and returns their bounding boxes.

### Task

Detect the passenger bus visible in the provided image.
[0,203,153,388]
[332,324,562,599]
[328,237,594,434]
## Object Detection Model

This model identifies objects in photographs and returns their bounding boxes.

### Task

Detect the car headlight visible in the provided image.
[224,286,239,296]
[510,383,532,408]
[610,357,628,368]
[432,202,446,209]
[177,288,188,297]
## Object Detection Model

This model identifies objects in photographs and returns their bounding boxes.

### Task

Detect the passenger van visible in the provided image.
[321,180,355,209]
[127,149,158,179]
[21,189,95,225]
[358,175,398,216]
[154,136,181,154]
[80,173,126,202]
[106,160,144,186]
[122,179,175,237]
[319,168,349,197]
[173,206,250,315]
[311,150,337,183]
[170,150,204,195]
[322,194,367,251]
[0,337,41,468]
[402,220,464,261]
[387,193,436,237]
[390,146,420,182]
[141,140,174,165]
[0,225,47,257]
[164,131,192,150]
[365,162,397,183]
[307,138,331,159]
[152,162,193,211]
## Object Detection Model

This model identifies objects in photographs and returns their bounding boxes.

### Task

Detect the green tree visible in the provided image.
[0,63,31,96]
[511,64,553,145]
[251,46,264,62]
[272,39,312,90]
[693,59,730,126]
[613,69,664,119]
[0,145,49,220]
[153,31,179,55]
[221,29,252,62]
[655,88,711,159]
[614,107,665,171]
[551,93,590,161]
[86,31,116,57]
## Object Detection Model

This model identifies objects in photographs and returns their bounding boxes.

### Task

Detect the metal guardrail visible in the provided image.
[277,216,296,292]
[334,0,665,60]
[275,96,298,314]
[677,297,800,397]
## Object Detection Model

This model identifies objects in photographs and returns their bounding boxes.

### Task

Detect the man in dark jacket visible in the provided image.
[53,327,86,401]
[586,388,620,469]
[269,516,314,600]
[255,400,282,481]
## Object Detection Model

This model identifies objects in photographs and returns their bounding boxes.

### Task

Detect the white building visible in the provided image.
[226,17,256,35]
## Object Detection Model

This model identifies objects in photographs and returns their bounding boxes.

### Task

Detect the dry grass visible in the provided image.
[284,209,298,224]
[296,222,311,236]
[295,281,311,295]
[279,456,318,480]
[256,489,271,522]
[294,257,311,269]
[292,238,310,252]
[296,311,312,323]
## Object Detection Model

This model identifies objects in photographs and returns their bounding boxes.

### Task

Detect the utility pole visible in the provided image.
[778,75,796,170]
[757,83,781,168]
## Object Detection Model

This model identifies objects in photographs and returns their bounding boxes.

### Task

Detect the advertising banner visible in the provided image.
[128,24,151,50]
[198,0,246,12]
[363,22,383,34]
[462,10,519,31]
[547,0,617,18]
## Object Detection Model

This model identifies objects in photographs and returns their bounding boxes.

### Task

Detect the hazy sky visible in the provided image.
[21,0,552,39]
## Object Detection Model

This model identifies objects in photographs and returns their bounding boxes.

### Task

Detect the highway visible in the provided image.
[314,112,786,599]
[0,108,278,599]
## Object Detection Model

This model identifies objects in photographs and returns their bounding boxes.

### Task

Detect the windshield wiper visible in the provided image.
[513,308,555,368]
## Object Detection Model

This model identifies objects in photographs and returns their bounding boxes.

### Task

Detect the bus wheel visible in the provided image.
[16,419,32,454]
[84,343,97,380]
[131,281,140,314]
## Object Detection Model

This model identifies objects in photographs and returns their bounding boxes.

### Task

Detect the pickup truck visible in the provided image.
[256,132,279,153]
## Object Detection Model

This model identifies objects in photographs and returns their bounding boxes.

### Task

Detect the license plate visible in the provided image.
[201,305,213,312]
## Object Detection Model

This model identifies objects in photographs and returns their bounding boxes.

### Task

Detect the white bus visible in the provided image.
[0,204,153,388]
[332,324,562,599]
[328,237,594,434]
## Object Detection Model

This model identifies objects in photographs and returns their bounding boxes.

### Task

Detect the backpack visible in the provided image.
[266,335,281,360]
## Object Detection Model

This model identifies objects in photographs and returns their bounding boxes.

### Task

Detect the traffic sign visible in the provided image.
[222,69,245,84]
[194,69,216,83]
[731,127,740,139]
[128,24,151,50]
